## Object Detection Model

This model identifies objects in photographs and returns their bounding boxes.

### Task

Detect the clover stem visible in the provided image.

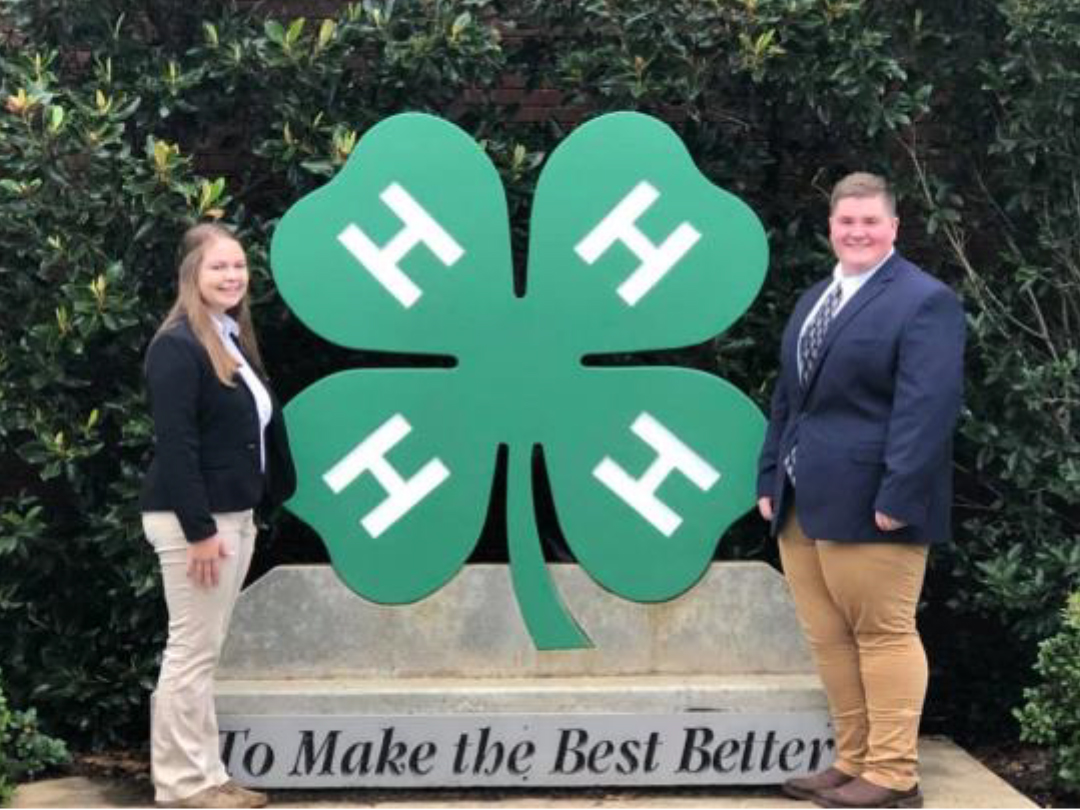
[506,445,591,650]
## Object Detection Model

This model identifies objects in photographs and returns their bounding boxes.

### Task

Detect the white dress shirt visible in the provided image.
[213,314,272,472]
[796,249,894,379]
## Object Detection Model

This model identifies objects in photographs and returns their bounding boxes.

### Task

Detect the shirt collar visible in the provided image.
[832,249,894,288]
[211,312,241,340]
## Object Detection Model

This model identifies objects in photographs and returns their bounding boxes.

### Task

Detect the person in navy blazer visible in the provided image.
[757,174,964,809]
[139,223,295,809]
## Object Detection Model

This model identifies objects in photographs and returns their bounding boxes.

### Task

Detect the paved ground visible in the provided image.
[13,737,1036,808]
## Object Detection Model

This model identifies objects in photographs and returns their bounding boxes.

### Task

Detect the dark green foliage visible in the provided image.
[0,44,208,749]
[0,0,508,751]
[0,0,1077,754]
[916,0,1080,734]
[1016,593,1080,793]
[945,0,1080,646]
[0,667,69,805]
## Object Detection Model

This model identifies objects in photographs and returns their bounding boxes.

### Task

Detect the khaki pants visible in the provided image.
[143,510,256,804]
[779,512,928,791]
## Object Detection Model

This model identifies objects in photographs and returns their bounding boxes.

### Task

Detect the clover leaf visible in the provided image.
[272,112,767,650]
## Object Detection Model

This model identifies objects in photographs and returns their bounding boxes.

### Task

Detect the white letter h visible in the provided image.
[575,181,700,306]
[593,412,720,537]
[322,414,450,538]
[338,183,464,308]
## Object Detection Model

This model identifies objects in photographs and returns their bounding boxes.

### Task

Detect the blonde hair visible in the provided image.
[154,223,266,386]
[830,172,896,217]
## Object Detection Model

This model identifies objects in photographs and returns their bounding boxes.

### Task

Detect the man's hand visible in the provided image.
[187,535,231,588]
[875,511,908,532]
[758,497,774,521]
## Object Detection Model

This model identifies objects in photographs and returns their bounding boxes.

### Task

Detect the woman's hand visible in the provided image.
[187,535,231,588]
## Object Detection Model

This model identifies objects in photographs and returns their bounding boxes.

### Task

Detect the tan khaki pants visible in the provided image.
[779,512,928,791]
[143,510,256,804]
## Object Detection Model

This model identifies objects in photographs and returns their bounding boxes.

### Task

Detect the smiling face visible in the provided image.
[196,237,248,315]
[829,193,898,276]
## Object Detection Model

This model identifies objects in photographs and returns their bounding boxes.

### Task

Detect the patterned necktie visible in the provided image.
[784,283,843,484]
[798,283,842,387]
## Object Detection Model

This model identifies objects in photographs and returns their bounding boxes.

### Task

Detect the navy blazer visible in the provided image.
[757,253,965,543]
[139,318,296,542]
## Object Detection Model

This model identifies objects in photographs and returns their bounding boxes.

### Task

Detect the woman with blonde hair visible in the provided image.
[140,223,295,808]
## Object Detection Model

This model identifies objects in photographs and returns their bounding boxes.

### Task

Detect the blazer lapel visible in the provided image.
[784,278,830,376]
[796,254,900,405]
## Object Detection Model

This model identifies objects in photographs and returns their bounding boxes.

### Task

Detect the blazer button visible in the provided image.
[246,442,257,451]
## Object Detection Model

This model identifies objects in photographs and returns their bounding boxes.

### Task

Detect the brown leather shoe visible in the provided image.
[814,776,923,808]
[782,766,856,800]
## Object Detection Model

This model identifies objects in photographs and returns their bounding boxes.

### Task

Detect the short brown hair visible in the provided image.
[830,172,896,216]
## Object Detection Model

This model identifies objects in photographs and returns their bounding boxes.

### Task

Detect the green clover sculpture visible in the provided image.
[271,112,767,650]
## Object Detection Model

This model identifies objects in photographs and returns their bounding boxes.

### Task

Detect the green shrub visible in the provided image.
[1016,593,1080,793]
[0,668,70,806]
[905,0,1080,736]
[944,0,1080,648]
[0,0,508,749]
[0,40,220,748]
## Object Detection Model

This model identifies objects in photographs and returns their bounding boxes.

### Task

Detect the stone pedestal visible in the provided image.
[216,562,832,787]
